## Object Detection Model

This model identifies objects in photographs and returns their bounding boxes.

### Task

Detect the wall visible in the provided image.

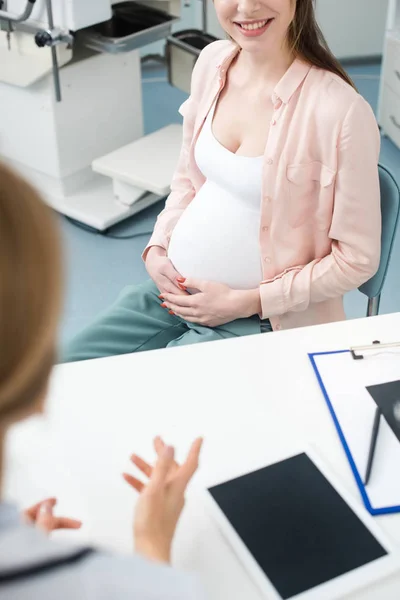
[315,0,388,60]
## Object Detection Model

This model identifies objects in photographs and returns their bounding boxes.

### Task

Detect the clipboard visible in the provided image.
[309,343,400,516]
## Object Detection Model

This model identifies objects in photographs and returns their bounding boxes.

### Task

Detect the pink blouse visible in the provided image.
[144,40,381,332]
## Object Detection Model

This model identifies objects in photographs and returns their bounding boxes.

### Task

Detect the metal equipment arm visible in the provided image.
[0,0,36,23]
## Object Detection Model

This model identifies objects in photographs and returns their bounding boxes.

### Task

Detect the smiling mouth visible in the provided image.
[235,18,274,31]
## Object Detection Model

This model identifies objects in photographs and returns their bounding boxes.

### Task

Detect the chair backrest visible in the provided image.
[358,164,400,301]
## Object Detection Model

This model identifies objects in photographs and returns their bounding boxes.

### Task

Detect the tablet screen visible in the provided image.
[208,453,387,599]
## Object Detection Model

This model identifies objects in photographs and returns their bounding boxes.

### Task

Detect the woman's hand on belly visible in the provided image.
[160,277,262,327]
[146,246,187,295]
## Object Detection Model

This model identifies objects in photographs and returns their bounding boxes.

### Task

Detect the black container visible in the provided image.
[94,2,175,38]
[80,2,178,53]
[167,29,219,94]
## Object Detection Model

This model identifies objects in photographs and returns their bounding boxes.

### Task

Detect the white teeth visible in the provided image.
[240,20,269,31]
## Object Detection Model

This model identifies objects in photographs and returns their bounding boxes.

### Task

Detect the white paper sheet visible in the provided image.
[312,350,400,510]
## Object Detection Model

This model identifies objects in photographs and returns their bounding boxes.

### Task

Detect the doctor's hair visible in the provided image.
[289,0,357,90]
[0,162,62,423]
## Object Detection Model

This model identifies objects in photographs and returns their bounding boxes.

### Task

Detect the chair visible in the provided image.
[358,164,400,317]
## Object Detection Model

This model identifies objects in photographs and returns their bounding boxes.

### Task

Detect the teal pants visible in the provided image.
[61,280,272,363]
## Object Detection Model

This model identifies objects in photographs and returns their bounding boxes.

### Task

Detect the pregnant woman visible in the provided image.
[63,0,381,363]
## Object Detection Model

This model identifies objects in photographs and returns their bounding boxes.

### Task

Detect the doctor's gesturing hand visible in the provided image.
[160,277,262,328]
[23,498,82,534]
[123,436,203,564]
[145,246,187,295]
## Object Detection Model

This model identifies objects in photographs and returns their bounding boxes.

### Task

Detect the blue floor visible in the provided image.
[59,61,400,345]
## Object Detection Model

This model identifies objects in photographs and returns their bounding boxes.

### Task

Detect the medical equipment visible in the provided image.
[0,0,187,230]
[166,30,217,94]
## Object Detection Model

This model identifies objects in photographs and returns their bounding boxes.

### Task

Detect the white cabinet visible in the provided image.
[378,0,400,149]
[6,0,112,30]
[205,0,387,60]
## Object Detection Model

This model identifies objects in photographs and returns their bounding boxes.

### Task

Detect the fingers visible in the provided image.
[36,500,56,534]
[163,261,183,284]
[125,441,173,496]
[149,445,175,489]
[161,263,188,295]
[131,454,152,478]
[164,304,197,319]
[24,497,57,522]
[154,437,180,475]
[160,280,183,295]
[160,292,201,320]
[176,438,203,491]
[123,472,145,493]
[177,277,204,291]
[24,499,82,533]
[159,277,186,296]
[126,437,202,496]
[54,517,82,530]
[161,293,198,308]
[154,436,166,455]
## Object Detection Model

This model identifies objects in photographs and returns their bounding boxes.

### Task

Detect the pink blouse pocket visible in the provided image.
[286,161,335,230]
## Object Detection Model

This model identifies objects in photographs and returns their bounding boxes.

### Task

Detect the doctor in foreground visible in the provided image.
[64,0,381,363]
[0,163,204,598]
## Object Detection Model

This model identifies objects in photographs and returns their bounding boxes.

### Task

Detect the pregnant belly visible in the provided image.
[167,182,262,290]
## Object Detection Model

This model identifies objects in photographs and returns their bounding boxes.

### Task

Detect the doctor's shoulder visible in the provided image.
[0,526,205,600]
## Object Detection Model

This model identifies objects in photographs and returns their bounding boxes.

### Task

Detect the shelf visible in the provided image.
[78,1,178,54]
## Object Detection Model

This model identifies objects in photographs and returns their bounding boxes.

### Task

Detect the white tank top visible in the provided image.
[168,102,263,290]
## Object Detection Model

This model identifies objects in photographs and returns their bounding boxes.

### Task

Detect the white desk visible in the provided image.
[4,314,400,599]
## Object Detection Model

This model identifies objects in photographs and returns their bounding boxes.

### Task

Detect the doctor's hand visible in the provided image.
[160,278,262,327]
[123,436,203,564]
[23,498,82,534]
[145,246,187,295]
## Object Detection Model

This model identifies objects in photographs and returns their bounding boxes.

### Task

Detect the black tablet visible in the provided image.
[204,450,396,600]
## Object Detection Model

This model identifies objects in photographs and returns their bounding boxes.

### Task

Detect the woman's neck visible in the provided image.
[236,43,295,88]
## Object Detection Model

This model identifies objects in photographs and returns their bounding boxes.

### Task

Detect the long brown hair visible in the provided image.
[0,163,62,424]
[288,0,357,90]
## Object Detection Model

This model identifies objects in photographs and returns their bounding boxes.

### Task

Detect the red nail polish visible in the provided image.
[177,277,186,283]
[158,294,164,299]
[178,284,186,291]
[169,310,175,315]
[160,303,167,308]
